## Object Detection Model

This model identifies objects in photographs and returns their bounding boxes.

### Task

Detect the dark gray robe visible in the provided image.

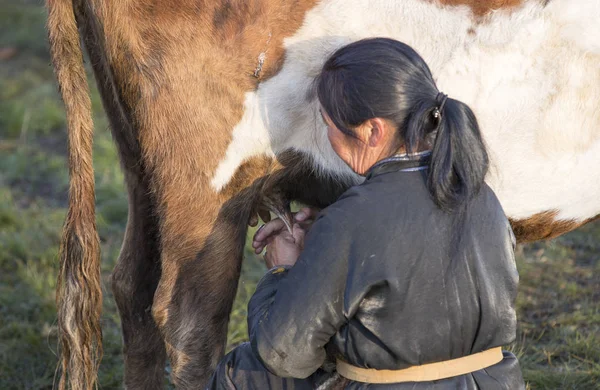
[207,156,525,390]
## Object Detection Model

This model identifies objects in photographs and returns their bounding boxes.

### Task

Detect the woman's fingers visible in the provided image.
[292,223,306,250]
[253,219,286,247]
[294,207,320,222]
[252,208,319,255]
[254,235,274,254]
[293,207,320,232]
[254,228,294,255]
[263,229,302,268]
[254,219,286,241]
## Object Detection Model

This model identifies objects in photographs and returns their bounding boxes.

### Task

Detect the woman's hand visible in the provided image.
[262,225,304,268]
[252,207,320,268]
[252,207,319,254]
[293,207,320,230]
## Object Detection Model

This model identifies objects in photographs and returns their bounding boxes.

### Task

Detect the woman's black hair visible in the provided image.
[316,38,489,211]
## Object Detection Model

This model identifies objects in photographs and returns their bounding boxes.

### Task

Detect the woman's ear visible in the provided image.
[354,117,391,148]
[366,118,388,147]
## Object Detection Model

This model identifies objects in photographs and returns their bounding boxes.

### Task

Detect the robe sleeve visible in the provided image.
[247,209,351,378]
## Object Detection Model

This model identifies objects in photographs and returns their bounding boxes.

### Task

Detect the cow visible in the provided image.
[46,0,600,389]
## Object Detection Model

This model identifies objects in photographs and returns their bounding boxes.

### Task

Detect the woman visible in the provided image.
[207,38,524,389]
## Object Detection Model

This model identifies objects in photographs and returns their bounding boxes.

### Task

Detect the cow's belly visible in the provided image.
[212,0,600,224]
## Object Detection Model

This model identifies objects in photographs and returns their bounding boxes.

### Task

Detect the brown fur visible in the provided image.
[47,0,324,388]
[510,212,600,243]
[436,0,526,16]
[46,0,584,389]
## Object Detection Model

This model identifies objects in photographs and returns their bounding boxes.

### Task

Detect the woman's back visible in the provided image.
[329,160,518,373]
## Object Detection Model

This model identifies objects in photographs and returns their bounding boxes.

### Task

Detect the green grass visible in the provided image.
[511,227,600,389]
[1,2,599,389]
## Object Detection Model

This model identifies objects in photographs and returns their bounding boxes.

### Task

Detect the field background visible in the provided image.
[1,2,599,389]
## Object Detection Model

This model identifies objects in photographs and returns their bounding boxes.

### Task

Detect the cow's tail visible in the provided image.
[46,1,103,389]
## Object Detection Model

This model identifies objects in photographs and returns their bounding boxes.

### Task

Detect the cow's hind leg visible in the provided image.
[153,219,245,388]
[150,161,266,388]
[111,171,167,389]
[80,29,167,390]
[73,5,169,387]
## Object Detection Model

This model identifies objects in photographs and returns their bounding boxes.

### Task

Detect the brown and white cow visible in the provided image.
[46,0,600,389]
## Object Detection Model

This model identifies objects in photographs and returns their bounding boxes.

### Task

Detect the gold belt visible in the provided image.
[336,347,503,383]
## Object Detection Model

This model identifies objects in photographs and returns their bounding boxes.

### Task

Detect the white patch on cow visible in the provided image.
[210,92,273,191]
[212,0,600,223]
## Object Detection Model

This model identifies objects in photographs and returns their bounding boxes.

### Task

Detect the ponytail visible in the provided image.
[427,97,489,211]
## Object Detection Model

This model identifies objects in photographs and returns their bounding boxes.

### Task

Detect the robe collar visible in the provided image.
[365,150,431,180]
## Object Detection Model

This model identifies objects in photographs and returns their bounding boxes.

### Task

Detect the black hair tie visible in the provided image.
[432,92,448,120]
